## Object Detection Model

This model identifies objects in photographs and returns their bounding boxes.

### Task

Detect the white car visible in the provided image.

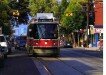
[0,34,8,58]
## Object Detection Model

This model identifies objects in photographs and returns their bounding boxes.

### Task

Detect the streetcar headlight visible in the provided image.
[67,43,70,46]
[36,43,38,45]
[45,42,47,45]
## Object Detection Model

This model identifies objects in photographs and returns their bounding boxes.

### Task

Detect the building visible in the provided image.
[93,0,103,47]
[13,24,28,36]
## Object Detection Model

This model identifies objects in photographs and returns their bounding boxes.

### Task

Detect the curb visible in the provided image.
[73,47,100,51]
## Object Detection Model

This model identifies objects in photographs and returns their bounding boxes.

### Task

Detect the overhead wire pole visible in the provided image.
[86,0,90,47]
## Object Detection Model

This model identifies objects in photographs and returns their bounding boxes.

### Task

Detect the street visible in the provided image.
[0,48,103,75]
[0,0,103,75]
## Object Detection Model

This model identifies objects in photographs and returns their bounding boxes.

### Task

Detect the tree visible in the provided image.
[8,0,29,24]
[28,0,59,17]
[50,0,60,18]
[28,0,45,16]
[0,0,11,35]
[60,0,87,33]
[60,0,69,16]
[60,0,87,47]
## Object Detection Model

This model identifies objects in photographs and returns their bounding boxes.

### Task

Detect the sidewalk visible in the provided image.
[73,47,100,51]
[7,47,27,57]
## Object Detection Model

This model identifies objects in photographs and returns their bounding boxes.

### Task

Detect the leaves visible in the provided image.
[0,0,11,35]
[0,0,88,35]
[28,0,59,17]
[60,0,87,34]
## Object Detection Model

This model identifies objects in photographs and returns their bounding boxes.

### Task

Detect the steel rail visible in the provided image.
[36,57,86,75]
[54,57,86,75]
[35,57,55,75]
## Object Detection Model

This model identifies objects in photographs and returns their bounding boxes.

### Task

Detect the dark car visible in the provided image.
[15,36,26,47]
[64,41,73,48]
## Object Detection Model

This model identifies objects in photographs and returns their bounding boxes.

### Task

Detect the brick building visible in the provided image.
[93,0,103,47]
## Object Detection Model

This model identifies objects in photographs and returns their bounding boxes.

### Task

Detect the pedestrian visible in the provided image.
[99,39,103,51]
[80,39,83,47]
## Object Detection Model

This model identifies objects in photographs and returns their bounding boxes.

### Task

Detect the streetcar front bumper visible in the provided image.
[33,47,60,56]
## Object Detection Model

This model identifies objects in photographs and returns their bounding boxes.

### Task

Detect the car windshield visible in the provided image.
[0,36,5,42]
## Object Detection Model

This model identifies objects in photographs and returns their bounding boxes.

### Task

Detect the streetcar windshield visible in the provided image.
[28,24,58,39]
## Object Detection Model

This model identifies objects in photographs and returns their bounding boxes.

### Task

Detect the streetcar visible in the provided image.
[26,13,60,56]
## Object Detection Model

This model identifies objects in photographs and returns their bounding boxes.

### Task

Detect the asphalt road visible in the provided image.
[60,48,103,58]
[0,56,40,75]
[0,48,103,75]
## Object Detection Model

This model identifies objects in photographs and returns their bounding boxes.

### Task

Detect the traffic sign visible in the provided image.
[13,10,20,16]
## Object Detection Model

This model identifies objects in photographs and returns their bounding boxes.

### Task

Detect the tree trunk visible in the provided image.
[71,32,76,48]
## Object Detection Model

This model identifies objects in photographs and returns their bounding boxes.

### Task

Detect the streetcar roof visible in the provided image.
[29,17,59,25]
[33,22,59,24]
[29,21,59,25]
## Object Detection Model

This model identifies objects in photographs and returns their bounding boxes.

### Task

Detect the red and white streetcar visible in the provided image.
[26,13,60,56]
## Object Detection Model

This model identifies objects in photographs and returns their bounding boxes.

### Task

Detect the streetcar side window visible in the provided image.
[27,24,33,38]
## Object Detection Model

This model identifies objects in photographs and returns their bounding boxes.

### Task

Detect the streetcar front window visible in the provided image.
[33,24,58,39]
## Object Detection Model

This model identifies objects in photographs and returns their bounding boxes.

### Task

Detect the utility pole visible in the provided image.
[86,0,90,47]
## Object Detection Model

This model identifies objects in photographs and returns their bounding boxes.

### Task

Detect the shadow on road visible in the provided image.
[0,56,40,75]
[60,48,103,58]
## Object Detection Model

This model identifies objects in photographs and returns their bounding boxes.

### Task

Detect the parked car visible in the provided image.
[15,36,27,50]
[0,34,9,58]
[5,36,12,54]
[64,41,73,48]
[16,36,27,47]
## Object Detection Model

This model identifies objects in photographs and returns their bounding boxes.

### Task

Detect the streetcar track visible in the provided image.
[32,57,55,75]
[35,57,86,75]
[55,57,86,75]
[31,49,102,75]
[37,57,55,75]
[32,56,102,75]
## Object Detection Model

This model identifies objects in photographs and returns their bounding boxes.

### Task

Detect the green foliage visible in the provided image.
[2,23,11,35]
[60,0,69,13]
[60,0,87,34]
[28,0,59,17]
[0,0,10,35]
[0,0,8,11]
[51,0,59,17]
[28,0,44,16]
[59,0,69,20]
[0,0,89,35]
[8,0,29,24]
[0,0,9,18]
